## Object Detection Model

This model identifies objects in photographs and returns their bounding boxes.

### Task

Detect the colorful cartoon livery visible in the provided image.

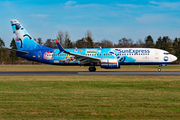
[8,19,177,72]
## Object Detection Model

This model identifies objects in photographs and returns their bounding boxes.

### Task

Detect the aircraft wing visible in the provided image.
[55,39,101,65]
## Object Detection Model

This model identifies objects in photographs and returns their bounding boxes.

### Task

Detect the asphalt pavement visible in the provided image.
[0,71,180,76]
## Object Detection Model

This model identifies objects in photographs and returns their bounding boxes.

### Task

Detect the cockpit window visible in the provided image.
[164,53,170,55]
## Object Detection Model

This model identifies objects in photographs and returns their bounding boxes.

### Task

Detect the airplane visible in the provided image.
[7,19,177,72]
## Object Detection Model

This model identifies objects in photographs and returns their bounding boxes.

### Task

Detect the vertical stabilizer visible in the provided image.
[10,19,40,51]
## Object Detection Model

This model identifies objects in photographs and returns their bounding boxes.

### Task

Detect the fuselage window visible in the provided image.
[164,53,170,55]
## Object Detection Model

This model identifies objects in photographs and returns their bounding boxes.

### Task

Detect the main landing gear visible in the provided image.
[89,67,96,72]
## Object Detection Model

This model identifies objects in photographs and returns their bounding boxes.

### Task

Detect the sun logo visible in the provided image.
[164,56,168,61]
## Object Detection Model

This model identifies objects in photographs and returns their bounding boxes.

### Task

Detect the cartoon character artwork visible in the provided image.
[60,54,75,63]
[43,51,54,60]
[11,20,32,48]
[74,47,78,52]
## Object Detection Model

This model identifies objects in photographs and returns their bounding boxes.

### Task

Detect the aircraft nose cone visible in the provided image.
[171,55,177,62]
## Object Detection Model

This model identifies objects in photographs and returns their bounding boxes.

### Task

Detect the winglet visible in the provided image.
[55,39,64,53]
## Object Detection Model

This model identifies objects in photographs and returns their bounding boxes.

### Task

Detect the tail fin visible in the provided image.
[10,19,40,51]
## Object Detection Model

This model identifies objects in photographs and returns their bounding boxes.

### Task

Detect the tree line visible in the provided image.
[0,30,180,64]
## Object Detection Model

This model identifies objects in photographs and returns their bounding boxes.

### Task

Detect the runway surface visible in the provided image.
[0,71,180,76]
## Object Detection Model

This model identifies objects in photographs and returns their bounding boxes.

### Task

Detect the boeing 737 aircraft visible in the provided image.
[7,19,177,72]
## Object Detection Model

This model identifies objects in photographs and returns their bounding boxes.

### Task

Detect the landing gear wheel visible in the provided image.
[89,67,96,72]
[94,67,96,71]
[158,68,161,72]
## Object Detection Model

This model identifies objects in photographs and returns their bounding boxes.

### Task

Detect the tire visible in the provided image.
[93,67,96,72]
[158,68,161,72]
[89,67,96,72]
[89,67,93,72]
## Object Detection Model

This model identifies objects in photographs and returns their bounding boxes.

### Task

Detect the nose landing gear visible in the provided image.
[158,64,161,72]
[158,67,161,72]
[158,64,167,72]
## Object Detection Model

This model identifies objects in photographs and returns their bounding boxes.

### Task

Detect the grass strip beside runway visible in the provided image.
[0,76,179,119]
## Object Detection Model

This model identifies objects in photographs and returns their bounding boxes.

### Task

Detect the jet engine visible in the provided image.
[101,59,120,69]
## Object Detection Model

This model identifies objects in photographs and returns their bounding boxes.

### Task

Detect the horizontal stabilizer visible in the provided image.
[5,47,29,54]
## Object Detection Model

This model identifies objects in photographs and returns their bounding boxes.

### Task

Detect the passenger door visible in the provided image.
[155,50,159,59]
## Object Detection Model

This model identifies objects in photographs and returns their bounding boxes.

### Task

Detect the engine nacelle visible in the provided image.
[101,59,120,69]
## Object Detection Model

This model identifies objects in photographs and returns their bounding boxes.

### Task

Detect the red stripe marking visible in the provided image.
[55,39,59,43]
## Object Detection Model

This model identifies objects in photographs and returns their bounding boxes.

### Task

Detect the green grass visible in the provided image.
[0,76,180,119]
[0,65,180,71]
